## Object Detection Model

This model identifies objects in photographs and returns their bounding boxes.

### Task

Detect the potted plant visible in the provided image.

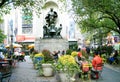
[33,53,44,69]
[53,55,80,82]
[41,49,54,76]
[42,49,54,63]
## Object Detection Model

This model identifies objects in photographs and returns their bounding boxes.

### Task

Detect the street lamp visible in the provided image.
[93,35,96,48]
[10,35,13,55]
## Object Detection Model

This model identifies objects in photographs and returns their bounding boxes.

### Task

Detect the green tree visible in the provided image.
[0,0,44,18]
[71,0,120,35]
[0,29,6,43]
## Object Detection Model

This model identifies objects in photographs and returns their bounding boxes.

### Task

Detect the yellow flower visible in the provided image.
[34,53,44,57]
[54,55,80,75]
[71,51,78,57]
[59,55,77,65]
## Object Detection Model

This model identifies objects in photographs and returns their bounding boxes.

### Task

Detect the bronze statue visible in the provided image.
[43,8,62,38]
[43,24,49,37]
[45,8,58,26]
[56,24,62,38]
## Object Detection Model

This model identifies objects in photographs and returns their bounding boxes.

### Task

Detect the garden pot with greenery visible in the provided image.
[53,55,80,82]
[33,53,44,69]
[41,49,54,76]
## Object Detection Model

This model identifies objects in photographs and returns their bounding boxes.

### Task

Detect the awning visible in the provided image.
[28,44,34,49]
[5,43,22,48]
[16,35,35,43]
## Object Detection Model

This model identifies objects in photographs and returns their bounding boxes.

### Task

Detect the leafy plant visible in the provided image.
[53,55,80,77]
[42,49,54,63]
[66,49,73,55]
[0,30,6,43]
[33,53,44,70]
[81,50,89,59]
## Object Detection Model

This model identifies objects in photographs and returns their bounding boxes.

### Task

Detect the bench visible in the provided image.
[0,71,12,82]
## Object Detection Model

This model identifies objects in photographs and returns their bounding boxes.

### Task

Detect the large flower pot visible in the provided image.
[42,63,53,76]
[59,72,69,82]
[59,72,76,82]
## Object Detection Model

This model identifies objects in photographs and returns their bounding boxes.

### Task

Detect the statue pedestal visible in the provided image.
[34,38,69,52]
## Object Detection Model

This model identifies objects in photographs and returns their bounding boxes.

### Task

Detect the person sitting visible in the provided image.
[108,50,119,64]
[75,48,83,65]
[108,54,115,64]
[91,51,103,79]
[77,48,82,60]
[80,57,90,79]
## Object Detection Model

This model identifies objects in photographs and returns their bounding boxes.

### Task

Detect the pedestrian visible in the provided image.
[0,50,5,60]
[61,50,65,55]
[77,48,82,60]
[53,51,58,60]
[12,51,19,67]
[57,50,61,58]
[108,50,119,64]
[86,47,90,56]
[7,49,13,59]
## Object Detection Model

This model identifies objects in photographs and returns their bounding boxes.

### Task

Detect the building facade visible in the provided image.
[1,0,82,46]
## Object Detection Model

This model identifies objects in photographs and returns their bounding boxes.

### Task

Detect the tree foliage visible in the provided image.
[71,0,120,35]
[0,30,6,43]
[0,0,44,17]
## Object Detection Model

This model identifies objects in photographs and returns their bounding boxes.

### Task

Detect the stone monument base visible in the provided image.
[34,38,69,52]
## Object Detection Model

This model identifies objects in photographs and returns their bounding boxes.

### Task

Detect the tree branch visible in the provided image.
[0,0,7,8]
[101,24,120,34]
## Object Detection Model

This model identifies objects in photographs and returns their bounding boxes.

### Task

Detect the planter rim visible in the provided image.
[42,63,52,67]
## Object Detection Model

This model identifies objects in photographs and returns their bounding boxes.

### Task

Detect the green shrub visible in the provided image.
[66,49,73,55]
[42,49,54,63]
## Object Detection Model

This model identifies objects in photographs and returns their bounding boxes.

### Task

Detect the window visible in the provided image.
[22,8,33,34]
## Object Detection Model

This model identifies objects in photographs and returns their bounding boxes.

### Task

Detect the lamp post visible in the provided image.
[93,35,96,48]
[10,35,13,55]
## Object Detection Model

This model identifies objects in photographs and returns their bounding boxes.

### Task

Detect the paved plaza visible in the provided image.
[9,56,58,82]
[2,56,119,82]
